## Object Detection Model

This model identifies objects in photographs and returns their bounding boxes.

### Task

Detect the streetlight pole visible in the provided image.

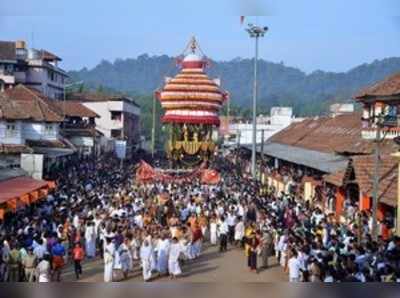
[246,24,268,179]
[151,92,157,158]
[371,124,381,241]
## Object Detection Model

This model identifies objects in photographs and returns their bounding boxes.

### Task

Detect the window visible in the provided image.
[111,111,122,121]
[48,70,55,81]
[111,129,122,138]
[5,123,17,137]
[44,124,54,135]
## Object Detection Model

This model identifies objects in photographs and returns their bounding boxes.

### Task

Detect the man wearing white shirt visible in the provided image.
[33,239,47,259]
[288,249,301,282]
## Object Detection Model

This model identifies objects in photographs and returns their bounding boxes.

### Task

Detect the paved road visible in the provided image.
[62,245,287,282]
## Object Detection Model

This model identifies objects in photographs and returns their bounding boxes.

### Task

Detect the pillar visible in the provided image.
[391,152,400,237]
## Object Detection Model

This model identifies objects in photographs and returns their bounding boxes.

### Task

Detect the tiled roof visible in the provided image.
[69,92,140,107]
[39,49,61,61]
[254,143,349,174]
[269,112,367,154]
[355,72,400,99]
[352,154,398,207]
[2,85,64,122]
[0,41,16,61]
[324,169,347,187]
[0,94,31,120]
[53,101,98,118]
[0,144,33,154]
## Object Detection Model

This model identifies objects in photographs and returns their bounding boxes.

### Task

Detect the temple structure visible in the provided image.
[156,37,229,166]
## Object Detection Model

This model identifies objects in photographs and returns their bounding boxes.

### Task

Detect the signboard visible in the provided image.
[20,154,44,180]
[115,140,127,159]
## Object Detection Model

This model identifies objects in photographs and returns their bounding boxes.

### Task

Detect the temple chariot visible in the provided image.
[156,37,229,167]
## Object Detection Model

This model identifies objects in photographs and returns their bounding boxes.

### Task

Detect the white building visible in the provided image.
[69,92,141,155]
[0,40,68,99]
[224,107,303,146]
[0,85,74,170]
[330,103,354,117]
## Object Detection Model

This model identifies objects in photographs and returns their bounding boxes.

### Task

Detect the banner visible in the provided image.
[115,140,127,159]
[135,160,219,184]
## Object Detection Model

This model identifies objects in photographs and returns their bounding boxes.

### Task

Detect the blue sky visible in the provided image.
[0,0,399,73]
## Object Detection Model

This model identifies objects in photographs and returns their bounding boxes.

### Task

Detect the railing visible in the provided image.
[361,127,400,140]
[62,123,95,130]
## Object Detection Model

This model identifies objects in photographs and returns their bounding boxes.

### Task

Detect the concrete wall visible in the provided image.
[22,122,59,140]
[25,62,66,99]
[82,101,114,138]
[82,100,141,140]
[0,120,23,144]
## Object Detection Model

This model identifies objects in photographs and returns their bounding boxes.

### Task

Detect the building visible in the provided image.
[68,92,141,155]
[0,40,68,99]
[222,107,303,146]
[248,74,400,237]
[354,72,400,235]
[356,72,400,140]
[329,103,355,117]
[0,85,75,175]
[54,101,101,156]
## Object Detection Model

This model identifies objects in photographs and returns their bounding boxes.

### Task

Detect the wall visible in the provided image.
[0,120,23,144]
[25,61,66,99]
[82,101,114,138]
[122,101,140,116]
[82,100,140,139]
[22,122,59,140]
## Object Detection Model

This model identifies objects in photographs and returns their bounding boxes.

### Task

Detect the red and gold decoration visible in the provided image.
[156,37,229,165]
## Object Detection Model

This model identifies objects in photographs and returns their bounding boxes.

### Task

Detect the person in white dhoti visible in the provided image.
[36,254,51,283]
[104,237,115,282]
[130,234,140,260]
[168,237,183,279]
[234,216,245,247]
[118,240,132,279]
[140,240,153,281]
[156,234,170,275]
[85,222,97,258]
[113,243,123,281]
[210,217,218,245]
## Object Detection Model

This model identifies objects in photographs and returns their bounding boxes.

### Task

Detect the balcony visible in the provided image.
[361,127,400,140]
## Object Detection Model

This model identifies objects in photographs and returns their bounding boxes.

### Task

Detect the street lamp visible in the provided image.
[246,24,268,179]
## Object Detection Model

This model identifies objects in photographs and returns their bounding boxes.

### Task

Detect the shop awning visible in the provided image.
[0,176,56,219]
[32,147,75,158]
[246,142,350,174]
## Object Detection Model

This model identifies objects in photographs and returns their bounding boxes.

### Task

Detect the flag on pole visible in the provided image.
[240,16,245,25]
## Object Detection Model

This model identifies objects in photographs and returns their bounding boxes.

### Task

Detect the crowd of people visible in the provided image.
[0,150,399,282]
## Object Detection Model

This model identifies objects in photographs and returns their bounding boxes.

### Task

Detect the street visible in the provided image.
[62,245,287,282]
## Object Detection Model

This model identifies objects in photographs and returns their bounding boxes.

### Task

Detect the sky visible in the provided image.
[0,0,399,73]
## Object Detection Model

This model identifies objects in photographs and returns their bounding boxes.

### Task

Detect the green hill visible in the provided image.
[68,56,400,116]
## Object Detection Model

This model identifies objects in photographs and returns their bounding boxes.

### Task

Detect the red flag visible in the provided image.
[240,16,245,25]
[201,169,221,185]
